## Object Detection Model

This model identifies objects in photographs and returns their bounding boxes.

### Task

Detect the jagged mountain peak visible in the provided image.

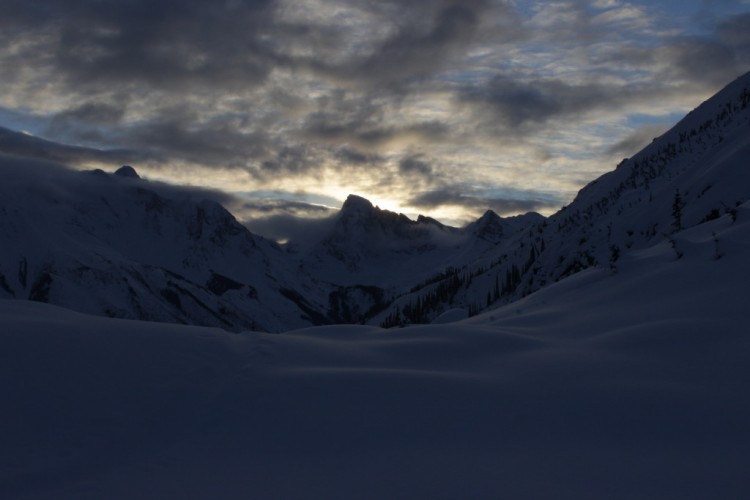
[465,209,544,244]
[468,210,504,242]
[475,209,501,226]
[416,214,447,229]
[341,194,374,213]
[335,194,414,233]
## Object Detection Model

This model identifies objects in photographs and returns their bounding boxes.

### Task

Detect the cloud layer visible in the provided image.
[1,0,749,235]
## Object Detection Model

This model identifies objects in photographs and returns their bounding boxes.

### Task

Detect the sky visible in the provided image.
[1,0,749,241]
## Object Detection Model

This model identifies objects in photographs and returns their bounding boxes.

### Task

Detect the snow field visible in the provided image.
[2,205,749,498]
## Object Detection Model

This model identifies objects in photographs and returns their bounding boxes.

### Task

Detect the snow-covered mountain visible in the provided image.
[1,71,749,332]
[302,194,540,285]
[296,193,543,323]
[369,70,750,326]
[0,157,542,331]
[2,190,749,499]
[0,160,327,332]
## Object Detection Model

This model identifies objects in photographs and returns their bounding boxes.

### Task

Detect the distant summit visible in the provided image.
[114,165,140,179]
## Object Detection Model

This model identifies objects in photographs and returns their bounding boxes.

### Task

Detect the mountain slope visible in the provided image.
[0,157,542,331]
[369,70,750,326]
[296,194,544,324]
[0,158,325,332]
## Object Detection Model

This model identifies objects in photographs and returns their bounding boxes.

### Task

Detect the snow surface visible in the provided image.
[2,203,749,499]
[2,72,750,499]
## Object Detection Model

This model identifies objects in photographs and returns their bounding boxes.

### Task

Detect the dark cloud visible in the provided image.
[605,124,669,158]
[0,0,518,181]
[334,146,384,166]
[128,117,273,168]
[303,111,450,149]
[239,199,332,216]
[259,144,323,176]
[50,102,125,127]
[409,188,562,215]
[1,0,281,92]
[664,12,750,87]
[399,156,433,177]
[605,12,750,89]
[0,150,236,209]
[327,0,510,86]
[0,126,244,207]
[46,102,127,144]
[459,76,625,131]
[0,0,517,95]
[2,0,748,228]
[243,212,338,245]
[236,199,337,244]
[0,126,144,166]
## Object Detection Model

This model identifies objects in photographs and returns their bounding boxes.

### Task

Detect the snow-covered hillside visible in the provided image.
[369,71,750,326]
[297,193,544,323]
[0,158,545,331]
[0,159,325,332]
[2,197,748,499]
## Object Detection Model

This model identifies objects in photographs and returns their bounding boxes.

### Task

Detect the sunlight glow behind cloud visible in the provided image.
[1,0,749,236]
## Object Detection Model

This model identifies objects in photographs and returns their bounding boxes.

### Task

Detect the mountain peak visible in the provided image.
[478,209,500,222]
[469,209,505,243]
[341,194,374,213]
[114,165,140,179]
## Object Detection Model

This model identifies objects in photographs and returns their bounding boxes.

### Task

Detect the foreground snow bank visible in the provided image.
[2,207,749,499]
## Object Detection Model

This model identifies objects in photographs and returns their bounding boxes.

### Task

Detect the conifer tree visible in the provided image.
[672,189,683,232]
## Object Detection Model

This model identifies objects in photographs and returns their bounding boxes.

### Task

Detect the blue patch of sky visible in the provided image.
[0,108,49,136]
[626,111,690,129]
[643,0,749,34]
[477,185,563,204]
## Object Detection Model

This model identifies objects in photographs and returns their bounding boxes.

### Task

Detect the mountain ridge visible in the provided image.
[1,70,749,331]
[367,69,750,326]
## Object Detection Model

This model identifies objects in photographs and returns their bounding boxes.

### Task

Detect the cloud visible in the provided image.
[1,0,749,230]
[302,117,451,150]
[334,146,384,166]
[129,117,275,169]
[0,0,517,96]
[399,156,433,177]
[320,0,512,86]
[0,126,144,166]
[0,0,282,92]
[234,198,337,243]
[0,151,236,210]
[409,187,562,216]
[605,124,669,158]
[458,76,635,133]
[243,212,338,244]
[300,89,451,150]
[662,12,750,86]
